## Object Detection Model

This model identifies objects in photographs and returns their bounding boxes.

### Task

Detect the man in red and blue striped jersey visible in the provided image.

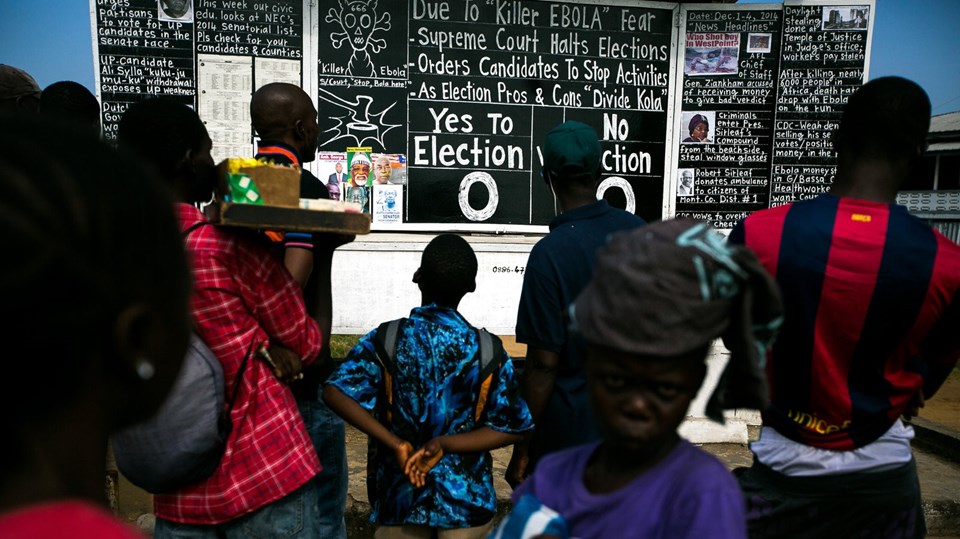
[730,77,960,539]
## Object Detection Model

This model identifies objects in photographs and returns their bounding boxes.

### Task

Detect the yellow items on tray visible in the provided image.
[217,158,300,208]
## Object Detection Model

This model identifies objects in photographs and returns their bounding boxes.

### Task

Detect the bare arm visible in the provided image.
[289,233,353,369]
[306,247,335,369]
[506,346,559,488]
[521,347,560,421]
[283,247,313,288]
[322,385,413,467]
[438,427,523,454]
[407,428,524,487]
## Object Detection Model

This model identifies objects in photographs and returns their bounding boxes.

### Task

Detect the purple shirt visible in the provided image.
[512,440,746,538]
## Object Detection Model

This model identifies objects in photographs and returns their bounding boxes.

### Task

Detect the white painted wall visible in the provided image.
[330,233,539,335]
[681,342,760,444]
[330,233,760,443]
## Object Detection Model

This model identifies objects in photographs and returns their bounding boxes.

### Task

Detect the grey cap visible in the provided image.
[571,218,784,423]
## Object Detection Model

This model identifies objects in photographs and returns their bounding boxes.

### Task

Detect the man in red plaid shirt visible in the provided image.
[118,99,328,537]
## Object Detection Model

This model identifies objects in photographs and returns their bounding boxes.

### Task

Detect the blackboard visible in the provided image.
[92,0,305,159]
[769,4,870,204]
[91,0,873,232]
[95,0,196,138]
[316,0,677,226]
[673,0,871,229]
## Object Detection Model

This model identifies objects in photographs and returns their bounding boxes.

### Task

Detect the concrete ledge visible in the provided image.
[680,418,750,444]
[909,417,960,465]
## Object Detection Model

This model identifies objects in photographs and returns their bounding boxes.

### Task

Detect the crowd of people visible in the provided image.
[0,62,957,539]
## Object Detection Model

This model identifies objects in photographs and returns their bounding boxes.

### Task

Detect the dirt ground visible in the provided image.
[922,370,960,431]
[114,340,960,536]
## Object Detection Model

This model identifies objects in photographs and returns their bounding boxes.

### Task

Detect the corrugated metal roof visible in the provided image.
[930,111,960,135]
[928,141,960,153]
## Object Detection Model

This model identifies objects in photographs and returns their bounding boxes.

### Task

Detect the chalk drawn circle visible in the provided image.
[597,176,636,214]
[459,172,499,222]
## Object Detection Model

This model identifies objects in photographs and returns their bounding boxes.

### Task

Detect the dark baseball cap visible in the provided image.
[542,121,601,178]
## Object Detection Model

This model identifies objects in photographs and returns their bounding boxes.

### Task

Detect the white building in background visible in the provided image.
[898,111,960,243]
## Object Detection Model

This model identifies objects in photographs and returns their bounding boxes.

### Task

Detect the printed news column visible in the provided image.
[93,0,305,163]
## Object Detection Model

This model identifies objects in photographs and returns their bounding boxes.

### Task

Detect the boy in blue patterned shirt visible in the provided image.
[324,234,534,538]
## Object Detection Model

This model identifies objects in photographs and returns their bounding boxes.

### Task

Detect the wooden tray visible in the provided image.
[206,202,371,235]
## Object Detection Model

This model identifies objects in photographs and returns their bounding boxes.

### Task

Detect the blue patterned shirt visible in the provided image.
[326,305,533,528]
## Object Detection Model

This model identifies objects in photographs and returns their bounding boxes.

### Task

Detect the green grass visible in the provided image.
[330,334,362,360]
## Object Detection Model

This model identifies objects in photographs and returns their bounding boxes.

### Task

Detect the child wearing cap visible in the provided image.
[323,234,533,538]
[501,219,783,538]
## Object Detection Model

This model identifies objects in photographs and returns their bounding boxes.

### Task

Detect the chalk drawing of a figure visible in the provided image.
[326,0,391,78]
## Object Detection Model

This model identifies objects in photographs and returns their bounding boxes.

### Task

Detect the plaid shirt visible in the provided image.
[154,204,322,524]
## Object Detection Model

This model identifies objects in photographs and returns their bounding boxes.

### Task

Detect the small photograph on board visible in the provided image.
[318,152,347,201]
[372,184,403,225]
[347,147,373,187]
[684,33,739,75]
[747,33,773,53]
[677,169,695,197]
[344,184,370,214]
[680,111,715,144]
[821,6,869,30]
[371,153,408,185]
[158,0,193,22]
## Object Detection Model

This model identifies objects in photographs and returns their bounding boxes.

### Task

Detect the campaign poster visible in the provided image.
[318,152,347,201]
[372,184,403,225]
[345,147,372,213]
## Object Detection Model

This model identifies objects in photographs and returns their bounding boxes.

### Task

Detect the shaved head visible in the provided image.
[250,82,319,162]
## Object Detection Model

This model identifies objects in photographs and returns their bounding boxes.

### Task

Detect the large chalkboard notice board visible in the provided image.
[672,0,872,229]
[95,0,196,138]
[317,1,678,227]
[92,0,305,160]
[92,0,873,232]
[674,5,783,229]
[769,3,870,204]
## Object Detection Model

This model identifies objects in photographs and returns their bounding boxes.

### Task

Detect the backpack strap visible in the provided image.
[182,221,209,237]
[371,319,504,425]
[182,219,250,442]
[373,318,404,424]
[473,328,506,423]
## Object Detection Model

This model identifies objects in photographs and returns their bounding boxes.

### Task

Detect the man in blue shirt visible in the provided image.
[324,234,533,538]
[507,121,646,486]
